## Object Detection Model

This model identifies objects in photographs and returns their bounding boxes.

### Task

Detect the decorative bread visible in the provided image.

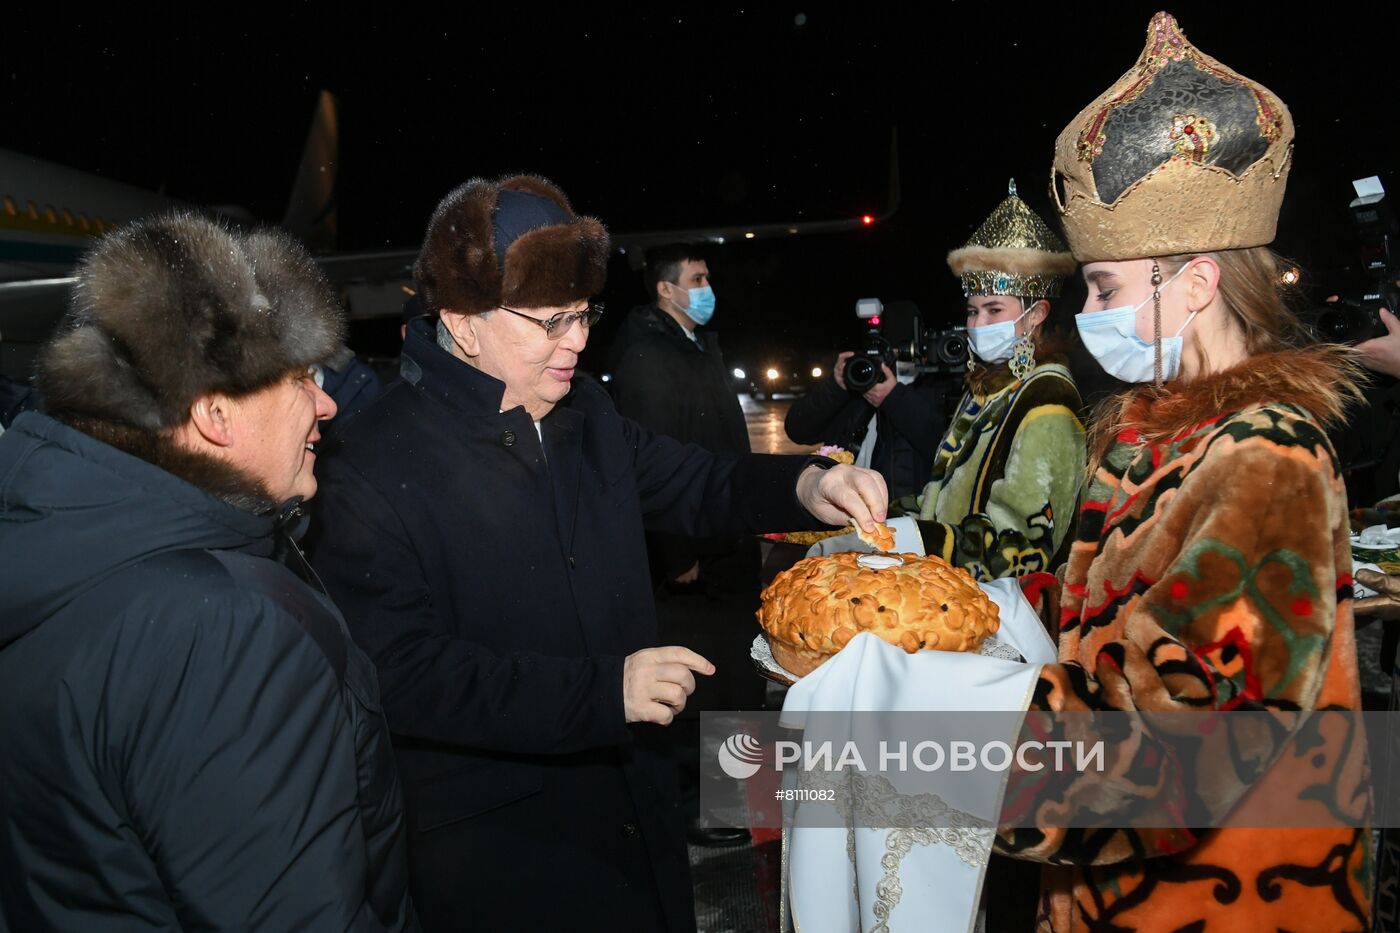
[757,552,1000,677]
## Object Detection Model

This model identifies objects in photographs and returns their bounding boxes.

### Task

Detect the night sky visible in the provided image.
[5,4,1397,371]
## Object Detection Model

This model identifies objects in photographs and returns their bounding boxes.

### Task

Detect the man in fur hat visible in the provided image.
[0,213,416,930]
[309,174,887,931]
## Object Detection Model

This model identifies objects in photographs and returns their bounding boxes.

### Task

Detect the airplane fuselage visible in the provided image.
[0,149,177,280]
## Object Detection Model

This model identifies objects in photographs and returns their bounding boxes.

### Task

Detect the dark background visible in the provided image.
[4,4,1397,372]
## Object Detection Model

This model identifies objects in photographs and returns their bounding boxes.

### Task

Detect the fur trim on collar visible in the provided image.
[63,416,278,514]
[1089,344,1365,458]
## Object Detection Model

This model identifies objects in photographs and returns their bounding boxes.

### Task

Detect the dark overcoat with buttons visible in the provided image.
[309,320,822,932]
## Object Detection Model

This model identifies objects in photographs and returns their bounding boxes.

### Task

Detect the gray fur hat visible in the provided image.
[39,212,344,431]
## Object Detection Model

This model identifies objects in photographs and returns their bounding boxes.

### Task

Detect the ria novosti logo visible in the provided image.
[717,733,765,779]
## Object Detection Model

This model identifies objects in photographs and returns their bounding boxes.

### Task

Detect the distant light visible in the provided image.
[861,214,875,225]
[811,367,823,379]
[744,232,756,239]
[733,368,746,380]
[400,285,417,296]
[716,236,726,244]
[870,316,881,326]
[600,373,612,383]
[787,227,799,234]
[766,368,780,381]
[1281,267,1301,286]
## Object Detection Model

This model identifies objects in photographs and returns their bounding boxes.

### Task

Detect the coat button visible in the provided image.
[501,431,516,447]
[621,822,638,838]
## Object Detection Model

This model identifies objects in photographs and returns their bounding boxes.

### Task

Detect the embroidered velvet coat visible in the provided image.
[998,348,1373,933]
[914,361,1086,580]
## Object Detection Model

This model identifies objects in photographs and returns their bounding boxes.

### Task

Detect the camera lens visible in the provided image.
[1315,305,1384,345]
[938,334,969,366]
[844,357,877,391]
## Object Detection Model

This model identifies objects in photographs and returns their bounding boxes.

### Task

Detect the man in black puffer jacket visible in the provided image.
[0,213,416,932]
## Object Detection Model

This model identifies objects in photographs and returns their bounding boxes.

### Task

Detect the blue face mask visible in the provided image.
[1075,265,1194,383]
[968,303,1032,363]
[671,285,716,326]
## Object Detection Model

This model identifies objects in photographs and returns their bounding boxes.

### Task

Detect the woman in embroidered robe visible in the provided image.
[994,13,1373,932]
[911,180,1087,581]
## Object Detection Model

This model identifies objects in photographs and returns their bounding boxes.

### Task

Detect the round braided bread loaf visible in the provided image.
[757,552,1000,677]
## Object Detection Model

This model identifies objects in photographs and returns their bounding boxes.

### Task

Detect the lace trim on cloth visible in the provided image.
[792,768,996,932]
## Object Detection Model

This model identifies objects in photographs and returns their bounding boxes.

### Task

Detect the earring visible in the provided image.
[1009,333,1036,380]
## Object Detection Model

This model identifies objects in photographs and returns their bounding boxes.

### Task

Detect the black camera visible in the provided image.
[1314,288,1399,344]
[843,304,895,391]
[841,299,968,394]
[840,294,963,389]
[1312,177,1400,345]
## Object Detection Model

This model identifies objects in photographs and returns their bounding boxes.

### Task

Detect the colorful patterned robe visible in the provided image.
[996,348,1373,932]
[913,361,1086,581]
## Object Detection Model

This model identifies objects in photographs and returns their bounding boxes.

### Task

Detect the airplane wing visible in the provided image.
[2,100,900,336]
[322,128,901,316]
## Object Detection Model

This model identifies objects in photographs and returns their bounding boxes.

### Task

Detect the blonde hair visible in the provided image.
[1157,247,1312,354]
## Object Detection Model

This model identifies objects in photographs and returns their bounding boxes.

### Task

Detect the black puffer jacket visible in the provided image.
[0,412,415,932]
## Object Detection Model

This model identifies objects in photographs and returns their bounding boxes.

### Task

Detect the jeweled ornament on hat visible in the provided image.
[1051,11,1294,261]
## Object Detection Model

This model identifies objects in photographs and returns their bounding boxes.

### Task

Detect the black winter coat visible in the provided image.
[309,321,821,932]
[784,370,949,500]
[609,304,751,580]
[0,413,414,932]
[608,304,749,456]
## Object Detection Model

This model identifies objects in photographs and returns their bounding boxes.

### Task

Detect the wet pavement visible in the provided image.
[742,395,808,455]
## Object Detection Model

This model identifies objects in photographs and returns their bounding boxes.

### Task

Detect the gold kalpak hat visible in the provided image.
[948,179,1076,298]
[1052,12,1294,262]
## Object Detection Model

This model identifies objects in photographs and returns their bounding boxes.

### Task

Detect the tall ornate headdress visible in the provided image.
[947,179,1076,299]
[1051,11,1294,262]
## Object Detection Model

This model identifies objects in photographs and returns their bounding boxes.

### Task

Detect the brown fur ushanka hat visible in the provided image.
[414,174,609,315]
[39,212,344,432]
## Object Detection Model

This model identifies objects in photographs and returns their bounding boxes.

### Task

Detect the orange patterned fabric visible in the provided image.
[998,348,1373,932]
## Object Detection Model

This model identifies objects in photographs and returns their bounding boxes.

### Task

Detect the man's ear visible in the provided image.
[186,392,237,448]
[441,310,482,358]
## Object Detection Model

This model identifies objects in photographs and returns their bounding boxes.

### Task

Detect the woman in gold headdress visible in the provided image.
[995,13,1372,932]
[911,182,1086,581]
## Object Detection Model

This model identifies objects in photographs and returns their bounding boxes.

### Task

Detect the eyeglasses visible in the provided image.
[497,302,604,338]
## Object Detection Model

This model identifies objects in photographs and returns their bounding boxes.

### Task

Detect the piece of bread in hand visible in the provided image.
[852,518,895,552]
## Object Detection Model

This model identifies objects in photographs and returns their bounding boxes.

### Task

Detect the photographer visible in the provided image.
[784,310,949,501]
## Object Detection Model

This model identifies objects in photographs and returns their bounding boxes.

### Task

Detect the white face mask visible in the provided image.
[1075,265,1196,383]
[967,303,1031,364]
